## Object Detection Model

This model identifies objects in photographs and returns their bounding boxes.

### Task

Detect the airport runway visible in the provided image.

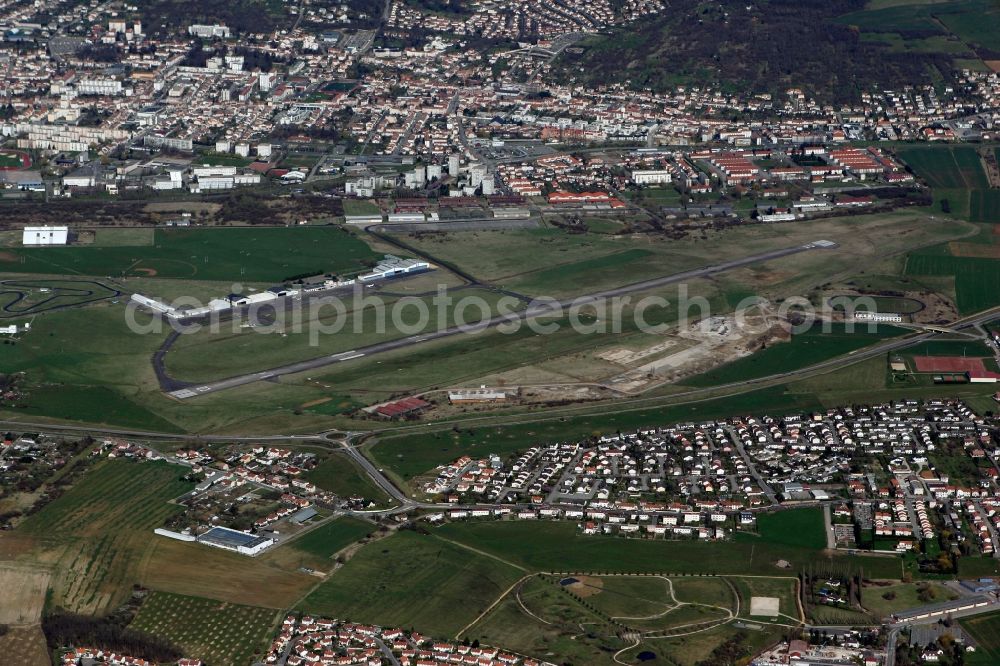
[164,241,837,399]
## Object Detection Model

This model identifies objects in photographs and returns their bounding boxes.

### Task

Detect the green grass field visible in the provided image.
[131,591,277,666]
[304,454,391,504]
[433,521,903,578]
[162,287,511,383]
[342,199,381,216]
[840,0,1000,52]
[298,530,523,636]
[0,226,379,282]
[396,211,955,299]
[862,581,957,619]
[683,323,909,388]
[17,459,194,614]
[468,575,629,665]
[902,339,994,357]
[747,507,828,551]
[287,516,373,561]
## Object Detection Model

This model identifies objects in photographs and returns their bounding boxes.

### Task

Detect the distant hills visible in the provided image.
[553,0,1000,102]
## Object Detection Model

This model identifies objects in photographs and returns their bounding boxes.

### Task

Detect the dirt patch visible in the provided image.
[0,250,19,262]
[131,267,158,277]
[948,242,1000,259]
[299,397,333,409]
[985,60,1000,73]
[565,575,604,598]
[0,625,49,665]
[143,202,222,215]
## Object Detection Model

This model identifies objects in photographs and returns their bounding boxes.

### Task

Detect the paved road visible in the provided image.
[165,241,836,399]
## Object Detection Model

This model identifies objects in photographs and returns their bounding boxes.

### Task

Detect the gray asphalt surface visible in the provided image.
[164,241,836,399]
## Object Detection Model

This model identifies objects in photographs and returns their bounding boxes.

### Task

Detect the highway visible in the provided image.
[164,240,836,399]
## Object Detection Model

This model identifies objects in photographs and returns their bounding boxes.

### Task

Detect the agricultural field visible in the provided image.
[970,189,1000,224]
[298,530,524,636]
[904,253,1000,314]
[131,591,278,666]
[682,323,909,388]
[0,226,379,282]
[961,609,1000,666]
[0,626,49,666]
[139,536,315,609]
[303,454,391,504]
[14,459,194,614]
[0,564,49,625]
[896,145,989,191]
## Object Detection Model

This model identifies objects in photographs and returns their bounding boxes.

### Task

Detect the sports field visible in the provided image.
[0,149,30,169]
[131,591,277,666]
[0,226,379,282]
[16,459,194,614]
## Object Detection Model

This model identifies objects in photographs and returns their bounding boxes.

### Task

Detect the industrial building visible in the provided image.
[22,225,68,245]
[196,526,273,556]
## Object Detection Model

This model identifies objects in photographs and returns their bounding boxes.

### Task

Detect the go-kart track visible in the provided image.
[0,279,121,318]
